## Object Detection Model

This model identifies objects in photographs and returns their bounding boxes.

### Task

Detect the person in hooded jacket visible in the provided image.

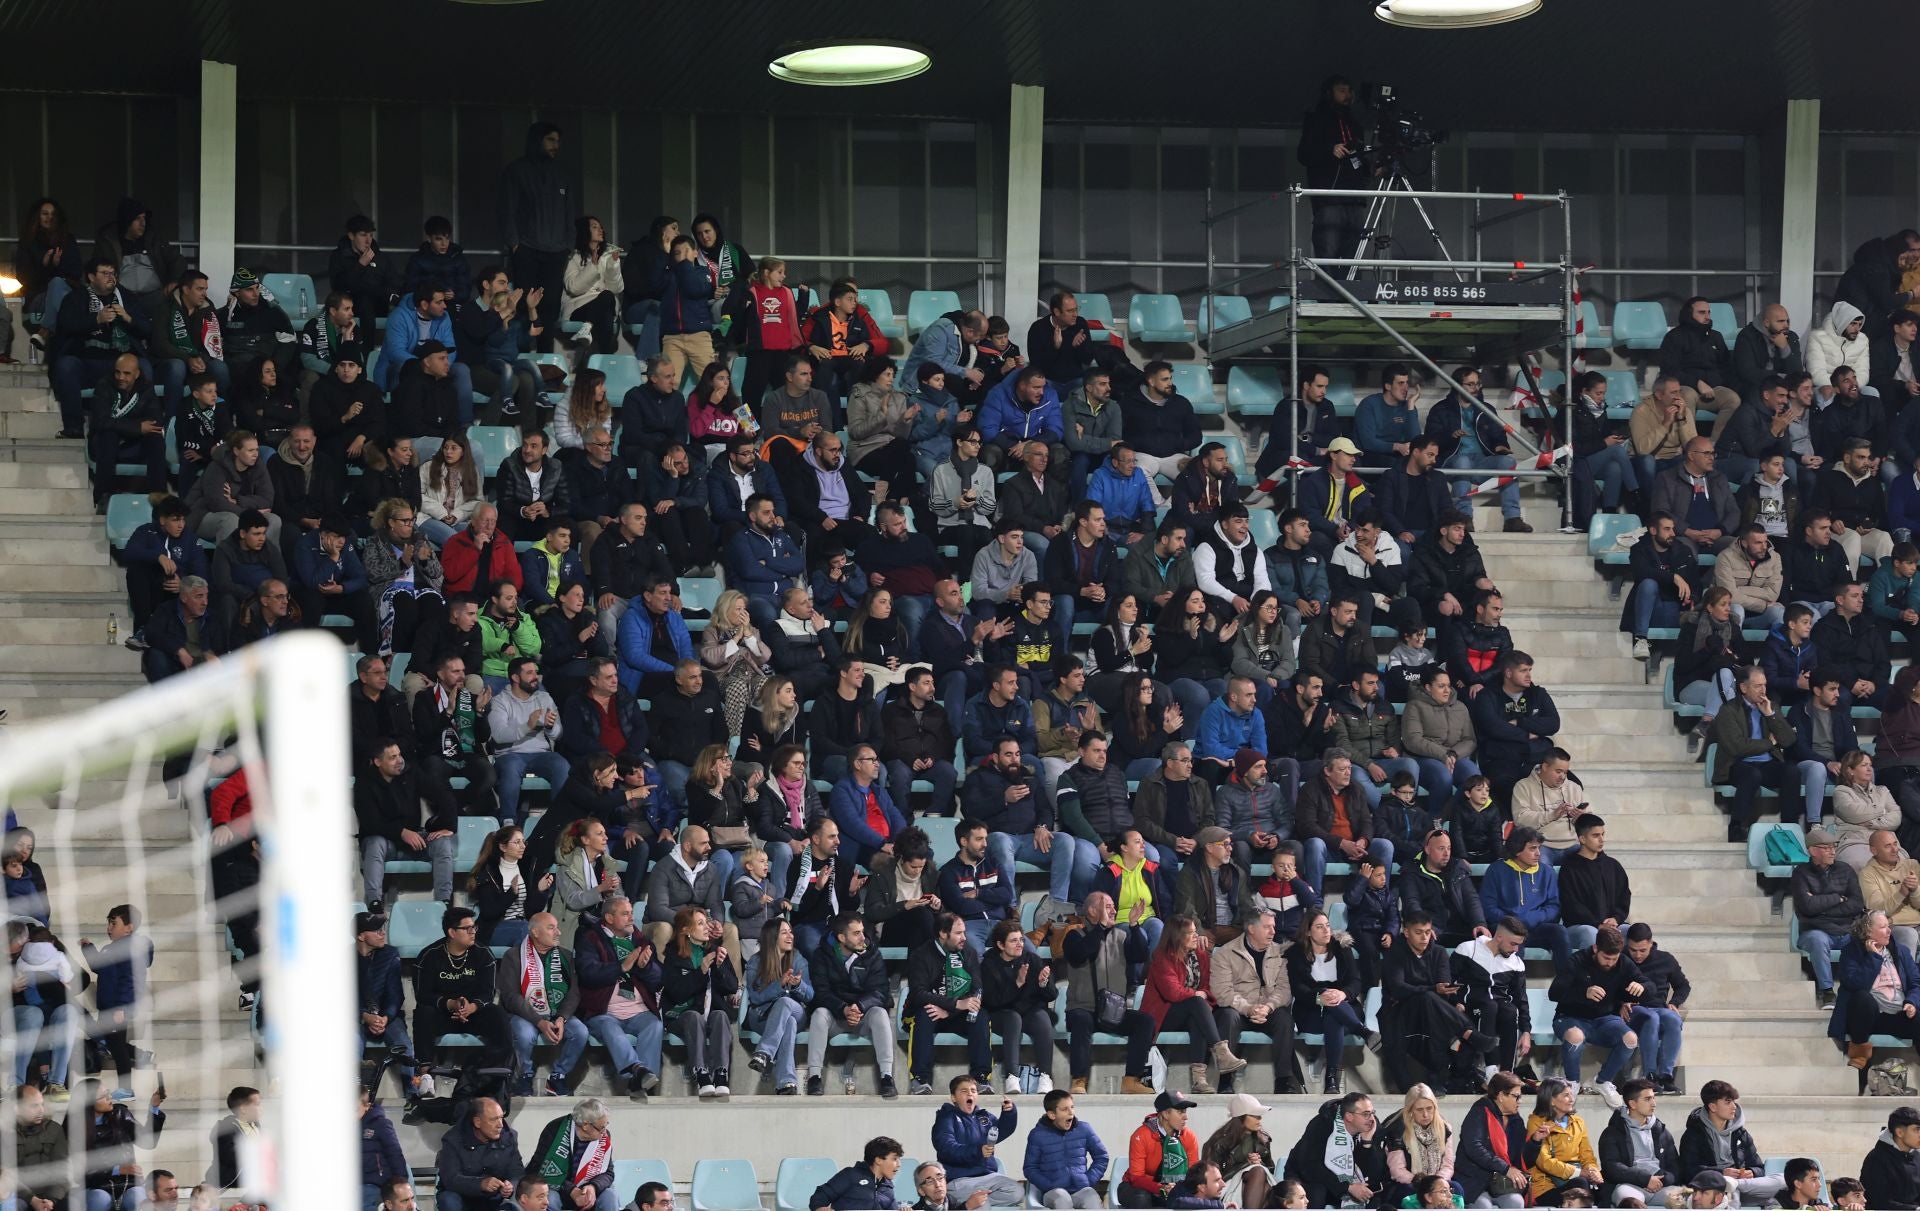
[328,215,401,324]
[403,215,473,303]
[1657,296,1740,419]
[92,197,186,319]
[1809,300,1875,396]
[309,345,386,465]
[1676,1079,1784,1207]
[1594,1078,1682,1208]
[1729,304,1804,406]
[498,123,571,347]
[220,268,295,381]
[1837,231,1920,338]
[1860,1104,1920,1211]
[1295,76,1367,260]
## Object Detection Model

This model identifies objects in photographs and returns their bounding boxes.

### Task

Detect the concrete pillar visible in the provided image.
[1003,84,1044,322]
[199,60,238,303]
[1778,98,1820,333]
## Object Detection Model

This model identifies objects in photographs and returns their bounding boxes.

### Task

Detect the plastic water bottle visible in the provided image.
[107,612,118,647]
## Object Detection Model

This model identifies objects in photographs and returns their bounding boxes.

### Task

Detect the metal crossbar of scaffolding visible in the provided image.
[1202,183,1579,528]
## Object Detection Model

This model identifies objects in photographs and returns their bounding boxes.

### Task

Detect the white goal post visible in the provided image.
[0,631,354,1210]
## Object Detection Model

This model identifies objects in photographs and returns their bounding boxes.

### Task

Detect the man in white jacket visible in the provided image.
[1808,301,1875,400]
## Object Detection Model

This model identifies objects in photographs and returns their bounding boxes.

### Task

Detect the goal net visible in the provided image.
[0,632,355,1211]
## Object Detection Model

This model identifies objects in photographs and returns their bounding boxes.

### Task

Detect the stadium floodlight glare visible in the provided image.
[1374,0,1541,27]
[768,41,932,87]
[0,277,20,296]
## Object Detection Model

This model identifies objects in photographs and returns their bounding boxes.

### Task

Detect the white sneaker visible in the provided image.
[1034,1074,1054,1095]
[413,1074,435,1099]
[1004,1075,1022,1095]
[1632,637,1651,660]
[570,321,595,347]
[698,1082,718,1099]
[1589,1080,1624,1109]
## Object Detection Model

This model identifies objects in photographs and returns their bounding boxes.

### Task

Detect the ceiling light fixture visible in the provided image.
[768,41,931,87]
[1374,0,1541,28]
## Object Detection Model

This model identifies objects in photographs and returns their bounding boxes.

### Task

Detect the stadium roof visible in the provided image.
[4,0,1909,133]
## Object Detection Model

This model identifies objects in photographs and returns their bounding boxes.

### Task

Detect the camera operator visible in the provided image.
[1297,75,1368,260]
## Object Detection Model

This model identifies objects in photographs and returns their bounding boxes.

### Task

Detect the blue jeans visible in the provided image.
[887,759,958,818]
[1797,759,1829,825]
[364,1015,419,1091]
[11,1003,74,1086]
[494,750,574,825]
[1525,920,1573,972]
[893,594,933,658]
[1447,450,1520,519]
[1801,927,1841,990]
[1627,579,1682,639]
[1555,1013,1636,1084]
[1629,1005,1684,1077]
[548,1191,613,1211]
[155,355,231,402]
[1730,603,1785,631]
[1632,454,1681,493]
[625,300,663,361]
[589,1010,665,1077]
[488,919,530,951]
[418,518,458,547]
[1415,756,1481,813]
[1584,442,1638,509]
[1299,997,1369,1060]
[1566,924,1598,953]
[658,760,693,811]
[751,996,806,1088]
[510,1014,590,1084]
[991,830,1097,904]
[1301,836,1396,896]
[1349,756,1421,809]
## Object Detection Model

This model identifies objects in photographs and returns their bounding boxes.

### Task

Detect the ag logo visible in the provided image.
[1372,282,1400,303]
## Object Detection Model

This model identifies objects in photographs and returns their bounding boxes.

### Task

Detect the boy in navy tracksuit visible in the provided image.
[121,496,210,641]
[81,903,154,1091]
[1342,855,1400,990]
[173,372,231,499]
[1759,604,1821,706]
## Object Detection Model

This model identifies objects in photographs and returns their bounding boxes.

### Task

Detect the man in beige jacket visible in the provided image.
[1629,375,1699,488]
[1509,748,1584,866]
[1860,829,1920,953]
[1712,524,1787,631]
[1208,909,1304,1094]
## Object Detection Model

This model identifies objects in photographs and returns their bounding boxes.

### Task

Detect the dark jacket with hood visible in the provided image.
[1424,391,1509,464]
[404,240,474,302]
[1837,234,1915,338]
[1406,530,1488,619]
[92,198,187,303]
[1397,856,1485,938]
[1296,82,1365,191]
[1860,1128,1920,1211]
[1677,1104,1763,1180]
[1597,1108,1682,1197]
[497,122,571,253]
[1730,322,1805,402]
[1812,607,1892,690]
[328,236,401,321]
[392,359,462,439]
[1657,311,1732,391]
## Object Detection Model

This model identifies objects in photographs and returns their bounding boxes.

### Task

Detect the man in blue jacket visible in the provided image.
[933,1075,1024,1206]
[811,1137,908,1211]
[980,367,1066,471]
[123,495,210,645]
[1194,677,1266,783]
[615,577,693,699]
[707,436,788,539]
[938,819,1017,956]
[904,309,989,388]
[830,745,910,868]
[1084,444,1160,547]
[1355,363,1422,469]
[1023,1090,1109,1210]
[379,287,472,407]
[1478,827,1571,970]
[293,517,377,655]
[723,494,804,630]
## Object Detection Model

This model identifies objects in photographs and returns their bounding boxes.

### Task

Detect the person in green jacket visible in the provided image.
[479,579,542,690]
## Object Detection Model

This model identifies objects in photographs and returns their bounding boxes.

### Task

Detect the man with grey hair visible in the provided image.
[527,1098,615,1211]
[497,911,587,1099]
[572,893,664,1102]
[1209,908,1304,1093]
[141,574,226,682]
[909,1161,990,1211]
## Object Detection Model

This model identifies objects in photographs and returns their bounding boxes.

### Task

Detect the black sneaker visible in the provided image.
[879,1074,899,1099]
[624,1066,649,1102]
[806,1074,824,1097]
[1819,988,1838,1010]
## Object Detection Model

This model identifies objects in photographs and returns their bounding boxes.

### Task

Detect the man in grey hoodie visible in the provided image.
[1596,1078,1682,1208]
[969,520,1040,617]
[1676,1079,1785,1207]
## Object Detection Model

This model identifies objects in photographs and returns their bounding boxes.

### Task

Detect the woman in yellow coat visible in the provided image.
[1525,1078,1603,1205]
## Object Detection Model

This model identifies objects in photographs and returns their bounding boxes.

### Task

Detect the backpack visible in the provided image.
[1765,828,1810,866]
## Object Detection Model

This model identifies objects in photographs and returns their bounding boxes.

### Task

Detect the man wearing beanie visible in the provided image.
[394,339,462,439]
[221,268,296,380]
[308,343,385,464]
[1215,748,1294,874]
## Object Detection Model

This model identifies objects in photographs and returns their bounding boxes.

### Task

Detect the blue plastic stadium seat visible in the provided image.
[859,290,906,341]
[614,1161,673,1210]
[1128,294,1189,344]
[775,1159,839,1211]
[262,273,318,326]
[1196,295,1253,342]
[1248,510,1279,549]
[1076,292,1115,330]
[467,426,520,478]
[1588,513,1641,558]
[1218,435,1250,482]
[388,900,442,959]
[691,1160,761,1211]
[412,436,444,465]
[588,352,646,403]
[531,353,574,390]
[1227,365,1284,418]
[1709,302,1739,346]
[1573,299,1608,349]
[1267,294,1292,312]
[1170,364,1219,415]
[1748,822,1807,879]
[1603,369,1641,407]
[678,576,723,621]
[1612,301,1668,350]
[1535,370,1566,397]
[907,291,963,338]
[105,494,152,549]
[456,816,499,871]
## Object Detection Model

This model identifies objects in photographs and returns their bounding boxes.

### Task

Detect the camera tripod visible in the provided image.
[1346,155,1465,282]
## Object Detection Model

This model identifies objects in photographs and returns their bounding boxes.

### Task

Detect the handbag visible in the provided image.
[1488,1173,1524,1199]
[1088,928,1129,1031]
[710,824,751,850]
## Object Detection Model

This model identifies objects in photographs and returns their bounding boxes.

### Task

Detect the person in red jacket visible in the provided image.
[1140,915,1248,1097]
[744,258,812,406]
[209,764,264,1009]
[1122,1090,1203,1208]
[441,503,524,595]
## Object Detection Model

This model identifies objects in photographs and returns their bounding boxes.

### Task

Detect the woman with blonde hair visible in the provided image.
[737,675,805,765]
[1382,1083,1457,1207]
[1833,750,1900,870]
[419,431,482,545]
[699,589,773,736]
[552,366,613,450]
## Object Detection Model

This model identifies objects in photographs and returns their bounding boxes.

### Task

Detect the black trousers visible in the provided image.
[1462,989,1523,1071]
[89,430,168,503]
[126,563,176,631]
[1066,1006,1154,1081]
[566,291,622,356]
[1160,996,1227,1063]
[1216,1005,1302,1088]
[296,584,379,654]
[418,751,498,815]
[1727,757,1796,830]
[655,503,717,568]
[1842,989,1920,1044]
[415,1002,514,1069]
[906,1003,992,1083]
[510,247,569,351]
[1311,200,1369,262]
[211,847,261,994]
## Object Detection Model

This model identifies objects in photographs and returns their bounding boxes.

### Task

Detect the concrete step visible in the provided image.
[1530,654,1647,684]
[1507,629,1633,659]
[1,411,65,439]
[1468,500,1570,530]
[1602,842,1749,870]
[0,462,87,489]
[1678,951,1805,981]
[1470,532,1588,557]
[0,616,123,645]
[1629,894,1774,925]
[1684,1061,1858,1097]
[1602,813,1733,842]
[1477,552,1602,581]
[1493,578,1616,610]
[1559,731,1691,764]
[1574,762,1711,789]
[0,486,94,514]
[0,564,122,593]
[0,536,111,565]
[0,642,142,675]
[1679,981,1824,1012]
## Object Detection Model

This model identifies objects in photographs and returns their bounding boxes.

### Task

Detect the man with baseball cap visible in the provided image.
[1790,823,1864,1010]
[1119,1091,1200,1208]
[355,910,431,1100]
[1295,437,1372,558]
[1174,825,1250,947]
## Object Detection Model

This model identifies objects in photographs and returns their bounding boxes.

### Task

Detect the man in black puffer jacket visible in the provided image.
[1397,830,1487,945]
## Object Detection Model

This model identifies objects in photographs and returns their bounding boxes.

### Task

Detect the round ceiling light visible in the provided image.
[768,42,931,87]
[1374,0,1541,27]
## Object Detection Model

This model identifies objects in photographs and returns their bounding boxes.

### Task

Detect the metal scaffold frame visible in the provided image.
[1202,183,1580,528]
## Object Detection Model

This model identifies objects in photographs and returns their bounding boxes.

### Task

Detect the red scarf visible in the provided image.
[1483,1107,1512,1167]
